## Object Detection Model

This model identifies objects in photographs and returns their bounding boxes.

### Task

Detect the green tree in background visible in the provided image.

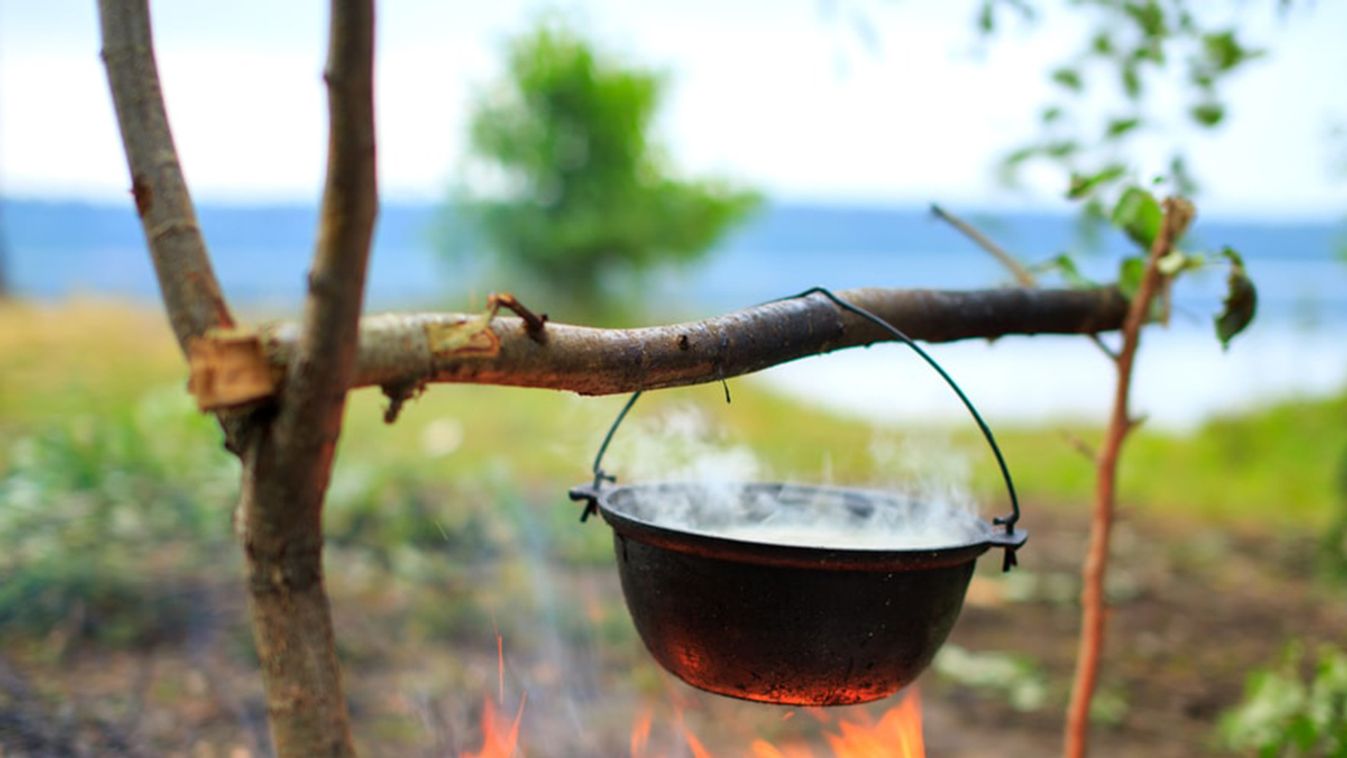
[449,20,761,315]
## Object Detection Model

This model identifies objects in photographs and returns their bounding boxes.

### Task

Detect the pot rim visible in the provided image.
[571,481,1027,572]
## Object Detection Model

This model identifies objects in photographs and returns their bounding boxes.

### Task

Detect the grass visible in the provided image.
[992,392,1347,528]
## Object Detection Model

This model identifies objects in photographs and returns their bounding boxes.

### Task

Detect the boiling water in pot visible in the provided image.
[612,482,990,551]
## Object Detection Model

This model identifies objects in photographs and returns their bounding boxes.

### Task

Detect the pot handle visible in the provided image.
[578,287,1022,556]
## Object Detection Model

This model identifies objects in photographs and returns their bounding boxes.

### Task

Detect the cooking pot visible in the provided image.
[568,288,1026,706]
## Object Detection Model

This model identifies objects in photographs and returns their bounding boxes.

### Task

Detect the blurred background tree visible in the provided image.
[445,18,761,319]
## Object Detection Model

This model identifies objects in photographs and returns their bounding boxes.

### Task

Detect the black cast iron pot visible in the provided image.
[569,481,1025,706]
[567,288,1027,706]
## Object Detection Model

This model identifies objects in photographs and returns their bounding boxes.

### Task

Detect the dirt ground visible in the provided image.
[2,503,1344,757]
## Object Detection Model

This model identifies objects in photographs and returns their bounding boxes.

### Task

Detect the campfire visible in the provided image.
[461,689,925,757]
[460,638,926,757]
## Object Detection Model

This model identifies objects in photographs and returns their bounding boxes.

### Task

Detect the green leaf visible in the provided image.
[1040,105,1063,124]
[1121,62,1143,100]
[1105,117,1142,139]
[977,1,995,34]
[1091,32,1114,56]
[1191,102,1226,127]
[1169,154,1199,196]
[1118,255,1145,299]
[1033,253,1094,288]
[1044,139,1080,158]
[1202,30,1263,72]
[1051,67,1083,92]
[1003,146,1037,166]
[1111,187,1163,248]
[1157,250,1203,276]
[1131,40,1165,65]
[998,147,1038,186]
[1123,0,1166,38]
[1067,164,1127,199]
[1215,248,1257,349]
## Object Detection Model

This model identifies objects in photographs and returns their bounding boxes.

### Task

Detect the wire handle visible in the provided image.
[584,287,1022,543]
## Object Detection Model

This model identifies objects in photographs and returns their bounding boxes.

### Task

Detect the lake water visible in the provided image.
[4,199,1344,429]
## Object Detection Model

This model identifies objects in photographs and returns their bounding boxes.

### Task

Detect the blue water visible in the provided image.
[4,198,1344,427]
[5,199,1344,323]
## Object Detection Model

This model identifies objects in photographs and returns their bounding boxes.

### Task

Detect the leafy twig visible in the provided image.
[1064,196,1195,758]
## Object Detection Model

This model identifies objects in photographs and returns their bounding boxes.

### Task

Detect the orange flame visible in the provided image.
[750,739,817,758]
[665,703,715,758]
[680,721,713,758]
[824,690,924,758]
[656,690,924,758]
[459,693,527,758]
[630,706,654,757]
[496,630,505,704]
[461,633,526,758]
[465,625,922,758]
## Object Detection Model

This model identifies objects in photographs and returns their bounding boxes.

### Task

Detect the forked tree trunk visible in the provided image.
[99,0,374,753]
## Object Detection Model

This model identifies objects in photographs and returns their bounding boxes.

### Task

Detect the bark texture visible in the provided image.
[98,0,234,349]
[236,0,377,755]
[251,286,1130,399]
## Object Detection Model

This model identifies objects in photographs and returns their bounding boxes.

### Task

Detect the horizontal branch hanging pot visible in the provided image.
[568,288,1026,707]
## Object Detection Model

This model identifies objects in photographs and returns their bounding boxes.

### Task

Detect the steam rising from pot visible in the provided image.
[603,407,989,550]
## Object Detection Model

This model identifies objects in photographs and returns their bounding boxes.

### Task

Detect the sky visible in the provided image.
[2,0,1345,217]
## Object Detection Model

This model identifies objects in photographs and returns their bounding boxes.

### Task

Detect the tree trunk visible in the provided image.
[241,448,352,755]
[98,0,374,754]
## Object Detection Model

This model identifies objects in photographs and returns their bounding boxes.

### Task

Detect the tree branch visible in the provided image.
[97,0,234,351]
[182,286,1133,409]
[931,204,1036,287]
[236,1,377,755]
[1064,197,1195,758]
[932,203,1119,362]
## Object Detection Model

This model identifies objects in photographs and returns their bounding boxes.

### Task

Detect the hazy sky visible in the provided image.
[2,0,1344,217]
